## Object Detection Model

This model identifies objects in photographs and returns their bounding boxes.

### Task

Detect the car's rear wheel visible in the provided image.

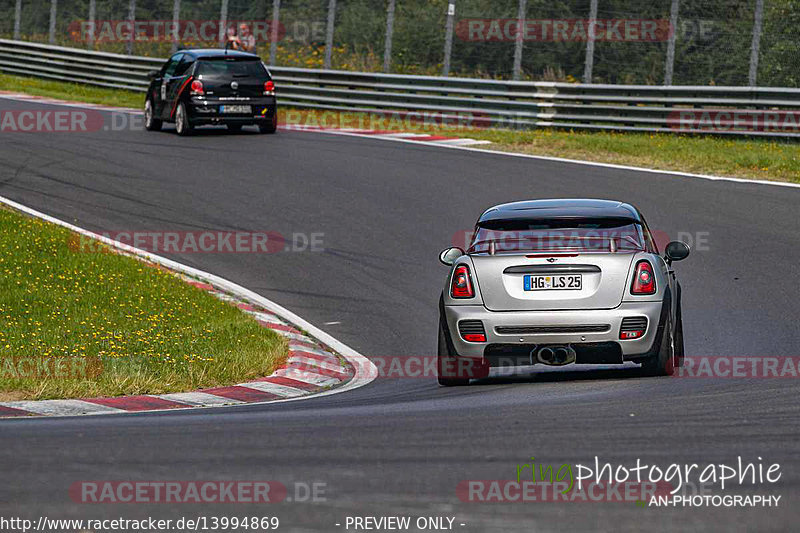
[175,102,193,136]
[144,99,161,131]
[259,113,278,134]
[437,323,470,387]
[642,316,676,376]
[227,124,243,133]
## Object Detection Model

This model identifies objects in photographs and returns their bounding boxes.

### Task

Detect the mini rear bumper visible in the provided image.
[443,300,665,360]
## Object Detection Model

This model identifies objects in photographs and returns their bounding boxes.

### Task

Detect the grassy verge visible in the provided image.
[2,72,798,183]
[0,73,143,109]
[0,205,287,400]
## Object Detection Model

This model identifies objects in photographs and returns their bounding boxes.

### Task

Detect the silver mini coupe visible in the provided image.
[437,199,690,386]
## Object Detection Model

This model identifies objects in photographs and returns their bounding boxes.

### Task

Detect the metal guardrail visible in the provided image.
[2,39,799,139]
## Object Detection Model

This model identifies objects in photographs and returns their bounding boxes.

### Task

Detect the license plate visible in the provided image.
[524,274,582,291]
[220,105,251,114]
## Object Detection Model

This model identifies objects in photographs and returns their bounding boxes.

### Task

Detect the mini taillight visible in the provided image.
[190,79,204,95]
[463,333,486,342]
[451,265,474,298]
[264,80,275,95]
[620,330,644,340]
[631,260,656,295]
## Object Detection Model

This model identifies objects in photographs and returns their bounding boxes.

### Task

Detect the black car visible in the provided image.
[144,49,277,135]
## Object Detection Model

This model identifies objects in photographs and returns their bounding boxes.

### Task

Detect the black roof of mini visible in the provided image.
[478,199,642,224]
[179,49,260,60]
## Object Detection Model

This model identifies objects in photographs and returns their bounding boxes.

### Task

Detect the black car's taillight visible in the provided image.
[190,79,204,95]
[264,80,275,96]
[451,264,475,299]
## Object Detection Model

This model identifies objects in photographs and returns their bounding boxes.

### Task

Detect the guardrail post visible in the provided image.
[442,1,456,76]
[664,0,679,85]
[749,0,764,86]
[324,0,336,69]
[86,0,96,48]
[48,0,57,44]
[126,0,136,55]
[512,0,527,81]
[269,0,281,65]
[170,0,180,53]
[383,0,396,73]
[218,0,229,46]
[583,0,598,83]
[13,0,21,40]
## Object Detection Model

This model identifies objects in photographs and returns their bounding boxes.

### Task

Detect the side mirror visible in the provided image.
[439,247,464,266]
[146,70,160,79]
[664,241,690,263]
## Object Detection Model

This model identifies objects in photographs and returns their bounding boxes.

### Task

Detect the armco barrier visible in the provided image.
[1,39,799,138]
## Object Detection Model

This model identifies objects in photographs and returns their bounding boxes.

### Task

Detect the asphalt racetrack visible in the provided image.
[1,97,798,532]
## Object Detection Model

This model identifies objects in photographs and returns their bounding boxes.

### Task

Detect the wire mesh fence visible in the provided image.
[0,0,797,86]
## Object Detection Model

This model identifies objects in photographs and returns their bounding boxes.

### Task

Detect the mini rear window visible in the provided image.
[196,60,268,78]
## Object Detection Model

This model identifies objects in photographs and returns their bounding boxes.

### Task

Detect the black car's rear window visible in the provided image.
[196,59,268,78]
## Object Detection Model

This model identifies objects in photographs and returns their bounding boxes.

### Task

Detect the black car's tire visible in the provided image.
[437,318,470,387]
[259,114,278,134]
[144,99,162,131]
[227,124,243,133]
[642,316,676,376]
[175,102,193,136]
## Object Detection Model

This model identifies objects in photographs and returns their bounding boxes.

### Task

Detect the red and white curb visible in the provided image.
[0,195,377,419]
[0,92,490,146]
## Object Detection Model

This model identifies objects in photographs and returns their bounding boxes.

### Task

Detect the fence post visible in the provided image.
[512,0,527,81]
[13,0,21,40]
[48,0,57,44]
[749,0,764,86]
[324,0,336,69]
[383,0,396,73]
[125,0,136,55]
[269,0,281,65]
[583,0,598,83]
[170,0,180,53]
[664,0,679,85]
[218,0,229,46]
[87,0,96,48]
[442,1,456,76]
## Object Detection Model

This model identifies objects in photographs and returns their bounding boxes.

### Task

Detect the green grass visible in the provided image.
[0,206,287,401]
[0,73,143,109]
[2,71,798,183]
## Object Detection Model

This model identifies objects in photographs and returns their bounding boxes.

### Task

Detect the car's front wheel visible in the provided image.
[144,99,162,131]
[175,102,193,136]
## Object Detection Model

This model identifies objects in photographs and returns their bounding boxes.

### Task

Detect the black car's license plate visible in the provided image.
[220,105,251,114]
[524,274,582,291]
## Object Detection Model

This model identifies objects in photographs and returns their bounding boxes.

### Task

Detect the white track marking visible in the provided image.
[0,400,123,416]
[157,392,244,406]
[238,382,308,397]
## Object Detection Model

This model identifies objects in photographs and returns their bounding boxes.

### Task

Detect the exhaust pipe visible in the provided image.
[536,345,577,366]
